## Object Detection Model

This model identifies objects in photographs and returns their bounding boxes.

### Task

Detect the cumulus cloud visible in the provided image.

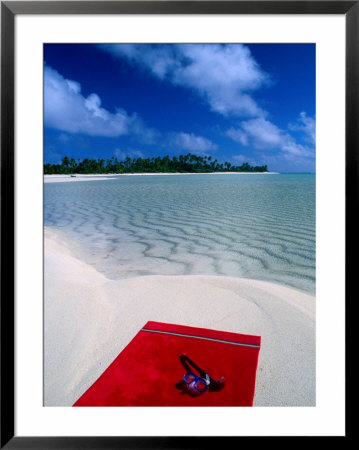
[226,128,249,146]
[227,115,315,160]
[227,118,284,149]
[170,132,218,153]
[289,111,316,144]
[101,44,181,80]
[240,118,285,149]
[281,141,313,158]
[44,65,156,139]
[99,44,269,118]
[101,44,316,167]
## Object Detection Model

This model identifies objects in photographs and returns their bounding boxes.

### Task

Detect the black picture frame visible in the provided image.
[1,1,355,447]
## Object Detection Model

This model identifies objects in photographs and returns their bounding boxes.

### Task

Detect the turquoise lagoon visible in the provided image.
[44,173,315,295]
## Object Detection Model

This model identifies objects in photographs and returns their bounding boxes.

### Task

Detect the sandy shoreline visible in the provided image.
[44,227,315,407]
[44,172,279,183]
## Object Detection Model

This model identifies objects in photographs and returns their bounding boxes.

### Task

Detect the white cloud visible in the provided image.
[227,118,284,149]
[170,132,218,153]
[44,65,155,139]
[226,128,249,146]
[227,116,315,160]
[99,44,269,118]
[289,111,316,144]
[100,44,181,80]
[241,118,285,149]
[281,141,313,158]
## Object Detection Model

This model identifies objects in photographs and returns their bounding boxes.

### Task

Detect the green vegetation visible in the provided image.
[44,154,268,175]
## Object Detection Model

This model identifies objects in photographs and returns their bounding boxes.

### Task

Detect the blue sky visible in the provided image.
[44,43,315,172]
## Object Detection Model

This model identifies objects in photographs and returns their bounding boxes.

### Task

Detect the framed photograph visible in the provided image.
[1,0,355,446]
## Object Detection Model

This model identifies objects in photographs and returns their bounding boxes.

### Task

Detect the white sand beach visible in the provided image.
[44,174,118,182]
[44,227,315,407]
[44,172,279,183]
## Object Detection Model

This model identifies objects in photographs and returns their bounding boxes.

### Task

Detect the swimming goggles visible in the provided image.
[183,372,211,396]
[180,354,225,396]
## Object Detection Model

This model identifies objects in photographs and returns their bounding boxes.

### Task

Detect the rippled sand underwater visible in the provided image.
[44,173,315,294]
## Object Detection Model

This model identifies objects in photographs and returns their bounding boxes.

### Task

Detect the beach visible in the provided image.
[44,226,315,407]
[44,172,279,183]
[41,41,318,413]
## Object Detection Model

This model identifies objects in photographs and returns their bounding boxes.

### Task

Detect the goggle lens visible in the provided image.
[196,380,206,390]
[183,373,196,384]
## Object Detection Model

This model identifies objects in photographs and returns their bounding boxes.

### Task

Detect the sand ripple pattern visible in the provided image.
[44,174,315,294]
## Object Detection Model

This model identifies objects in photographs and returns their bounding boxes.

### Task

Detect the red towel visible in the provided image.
[74,321,261,406]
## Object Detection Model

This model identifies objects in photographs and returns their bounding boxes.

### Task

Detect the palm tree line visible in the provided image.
[44,153,268,175]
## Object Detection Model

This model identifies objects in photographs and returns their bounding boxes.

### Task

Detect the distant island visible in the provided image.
[44,154,268,175]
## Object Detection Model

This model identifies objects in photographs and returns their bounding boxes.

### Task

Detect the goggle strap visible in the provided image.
[180,354,210,382]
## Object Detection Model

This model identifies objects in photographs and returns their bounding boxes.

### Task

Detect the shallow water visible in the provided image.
[44,173,315,294]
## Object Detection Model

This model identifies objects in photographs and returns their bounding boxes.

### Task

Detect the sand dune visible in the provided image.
[44,227,315,407]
